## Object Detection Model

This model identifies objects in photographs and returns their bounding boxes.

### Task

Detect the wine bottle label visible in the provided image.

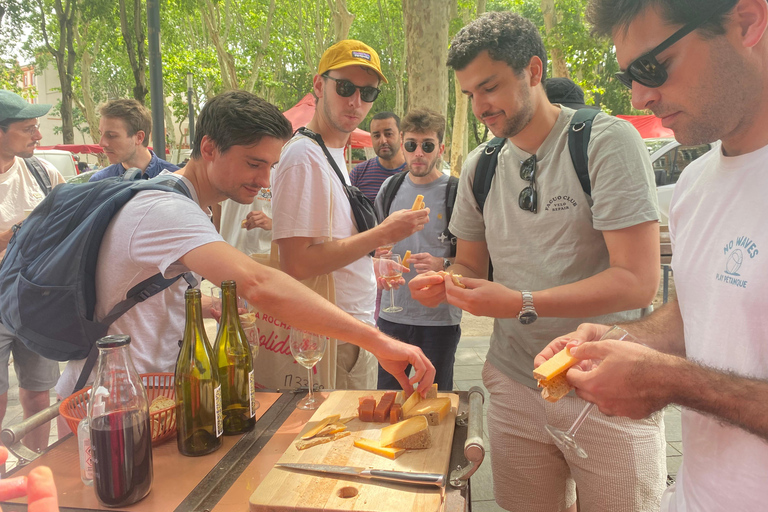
[249,370,256,418]
[214,385,223,437]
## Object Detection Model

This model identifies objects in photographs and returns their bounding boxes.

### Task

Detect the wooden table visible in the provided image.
[0,391,474,512]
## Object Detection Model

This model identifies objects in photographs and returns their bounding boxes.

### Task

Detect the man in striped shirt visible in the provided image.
[350,112,406,202]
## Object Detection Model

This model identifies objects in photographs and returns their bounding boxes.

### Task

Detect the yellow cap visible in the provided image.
[318,40,388,84]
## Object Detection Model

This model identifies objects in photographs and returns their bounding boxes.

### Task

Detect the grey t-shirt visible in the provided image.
[449,107,658,389]
[375,173,462,326]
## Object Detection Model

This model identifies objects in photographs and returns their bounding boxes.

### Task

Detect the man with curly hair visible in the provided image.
[537,1,768,511]
[410,12,665,512]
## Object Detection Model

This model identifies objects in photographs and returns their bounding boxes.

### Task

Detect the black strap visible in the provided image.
[381,171,409,217]
[444,176,459,257]
[568,108,600,197]
[297,127,351,191]
[24,157,53,196]
[471,137,505,214]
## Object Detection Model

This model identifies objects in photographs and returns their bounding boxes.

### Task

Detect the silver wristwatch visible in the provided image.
[443,258,451,270]
[517,291,538,325]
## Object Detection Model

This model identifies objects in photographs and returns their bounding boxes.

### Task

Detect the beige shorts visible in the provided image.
[334,343,377,390]
[483,361,666,512]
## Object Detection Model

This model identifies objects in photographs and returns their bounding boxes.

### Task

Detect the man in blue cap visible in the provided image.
[0,90,63,452]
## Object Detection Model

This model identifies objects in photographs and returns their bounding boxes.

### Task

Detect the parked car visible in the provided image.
[66,169,98,184]
[645,138,713,224]
[33,148,78,181]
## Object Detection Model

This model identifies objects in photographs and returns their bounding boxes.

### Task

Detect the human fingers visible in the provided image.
[27,466,59,512]
[407,348,436,397]
[409,273,446,307]
[0,475,29,502]
[0,446,8,465]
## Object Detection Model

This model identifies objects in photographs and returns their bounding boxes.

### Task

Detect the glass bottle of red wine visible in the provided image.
[88,335,153,508]
[214,281,256,434]
[175,289,223,456]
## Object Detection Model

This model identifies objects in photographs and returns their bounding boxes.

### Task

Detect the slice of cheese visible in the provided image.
[354,438,406,459]
[425,383,438,399]
[403,397,451,426]
[301,414,340,440]
[402,250,412,266]
[532,347,578,381]
[379,415,431,449]
[295,431,350,450]
[317,423,348,437]
[411,195,424,211]
[401,389,421,415]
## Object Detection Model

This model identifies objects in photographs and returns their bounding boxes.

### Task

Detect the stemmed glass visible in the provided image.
[379,253,403,313]
[289,327,328,410]
[545,325,637,458]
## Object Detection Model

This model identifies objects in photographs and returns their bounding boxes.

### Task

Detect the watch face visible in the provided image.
[518,311,538,325]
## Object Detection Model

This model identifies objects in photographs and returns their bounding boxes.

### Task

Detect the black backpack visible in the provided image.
[24,157,53,196]
[471,108,600,279]
[380,171,459,257]
[0,171,197,393]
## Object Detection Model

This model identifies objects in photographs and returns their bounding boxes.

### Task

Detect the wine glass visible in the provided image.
[545,325,637,458]
[379,253,403,313]
[289,327,328,410]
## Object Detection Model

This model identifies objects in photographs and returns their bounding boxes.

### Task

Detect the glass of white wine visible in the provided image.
[379,253,403,313]
[289,327,328,410]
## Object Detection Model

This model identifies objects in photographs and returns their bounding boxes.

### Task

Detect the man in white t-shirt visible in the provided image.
[215,188,273,255]
[272,40,429,390]
[54,91,436,425]
[537,1,768,511]
[0,90,64,451]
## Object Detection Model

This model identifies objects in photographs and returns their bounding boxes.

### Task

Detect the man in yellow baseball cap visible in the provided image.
[270,40,430,390]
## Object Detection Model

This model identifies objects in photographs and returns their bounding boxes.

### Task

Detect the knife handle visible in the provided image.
[362,469,445,487]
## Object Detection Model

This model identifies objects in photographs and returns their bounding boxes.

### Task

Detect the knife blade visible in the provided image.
[275,462,445,487]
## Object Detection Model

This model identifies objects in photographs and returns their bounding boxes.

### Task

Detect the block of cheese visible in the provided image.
[379,415,431,449]
[359,398,376,422]
[401,389,421,415]
[402,250,412,266]
[411,195,424,211]
[533,347,578,381]
[425,383,438,399]
[403,397,451,426]
[354,438,406,460]
[373,392,397,422]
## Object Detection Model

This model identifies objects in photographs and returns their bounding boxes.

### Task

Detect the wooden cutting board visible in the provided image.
[249,390,459,512]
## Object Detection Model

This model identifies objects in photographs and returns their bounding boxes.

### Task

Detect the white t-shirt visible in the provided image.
[56,174,223,396]
[0,156,65,231]
[271,135,376,327]
[662,142,768,512]
[218,188,272,255]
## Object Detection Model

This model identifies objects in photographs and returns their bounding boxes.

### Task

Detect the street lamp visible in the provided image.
[187,72,195,150]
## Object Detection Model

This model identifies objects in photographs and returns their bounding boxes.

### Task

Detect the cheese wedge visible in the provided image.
[532,347,578,381]
[316,423,348,437]
[354,438,406,459]
[301,414,340,440]
[379,415,431,449]
[402,250,412,266]
[425,383,438,399]
[401,389,421,415]
[403,397,451,426]
[411,195,424,210]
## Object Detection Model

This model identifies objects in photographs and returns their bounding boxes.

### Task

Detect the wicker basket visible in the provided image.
[59,373,177,445]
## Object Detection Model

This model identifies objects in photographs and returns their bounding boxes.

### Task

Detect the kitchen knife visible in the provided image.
[275,462,445,487]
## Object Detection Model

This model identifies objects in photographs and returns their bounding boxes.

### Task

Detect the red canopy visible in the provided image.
[282,94,372,148]
[616,115,675,139]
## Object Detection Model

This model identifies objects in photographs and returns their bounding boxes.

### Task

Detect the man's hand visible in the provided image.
[241,211,272,231]
[372,335,436,398]
[534,323,612,368]
[378,208,429,244]
[408,252,442,274]
[565,339,673,419]
[0,447,59,512]
[374,257,409,290]
[408,272,448,307]
[444,276,520,318]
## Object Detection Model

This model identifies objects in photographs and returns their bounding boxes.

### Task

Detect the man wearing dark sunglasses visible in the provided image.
[535,1,768,511]
[373,109,462,392]
[272,40,431,391]
[410,12,664,512]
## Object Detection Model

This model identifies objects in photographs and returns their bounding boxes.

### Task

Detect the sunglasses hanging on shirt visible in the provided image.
[323,74,381,103]
[518,155,537,213]
[403,140,436,153]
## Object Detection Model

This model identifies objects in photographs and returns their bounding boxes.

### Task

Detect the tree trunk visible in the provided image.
[327,0,354,41]
[377,0,405,117]
[163,102,176,148]
[245,0,276,93]
[403,0,449,117]
[202,0,238,90]
[118,0,148,103]
[541,0,568,77]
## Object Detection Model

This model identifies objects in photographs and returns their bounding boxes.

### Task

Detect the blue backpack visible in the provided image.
[0,171,196,392]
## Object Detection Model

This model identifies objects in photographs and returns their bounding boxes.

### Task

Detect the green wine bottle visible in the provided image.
[175,289,223,456]
[214,281,256,435]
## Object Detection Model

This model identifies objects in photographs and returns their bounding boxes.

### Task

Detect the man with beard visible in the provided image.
[0,90,63,452]
[536,1,768,511]
[89,99,178,182]
[409,12,665,512]
[350,112,406,202]
[373,109,462,391]
[271,40,429,389]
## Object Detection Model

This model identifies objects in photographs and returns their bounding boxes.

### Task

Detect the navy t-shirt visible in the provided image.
[350,157,406,202]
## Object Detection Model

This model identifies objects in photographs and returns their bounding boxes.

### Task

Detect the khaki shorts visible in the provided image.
[0,322,60,395]
[334,343,377,390]
[483,361,666,512]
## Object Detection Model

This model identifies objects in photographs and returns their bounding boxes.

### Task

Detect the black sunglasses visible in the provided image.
[615,5,729,89]
[518,155,537,213]
[403,140,436,153]
[323,74,381,103]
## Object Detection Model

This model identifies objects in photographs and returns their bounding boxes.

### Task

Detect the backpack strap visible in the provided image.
[444,176,459,257]
[381,171,409,217]
[471,137,506,214]
[568,109,600,197]
[23,157,53,196]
